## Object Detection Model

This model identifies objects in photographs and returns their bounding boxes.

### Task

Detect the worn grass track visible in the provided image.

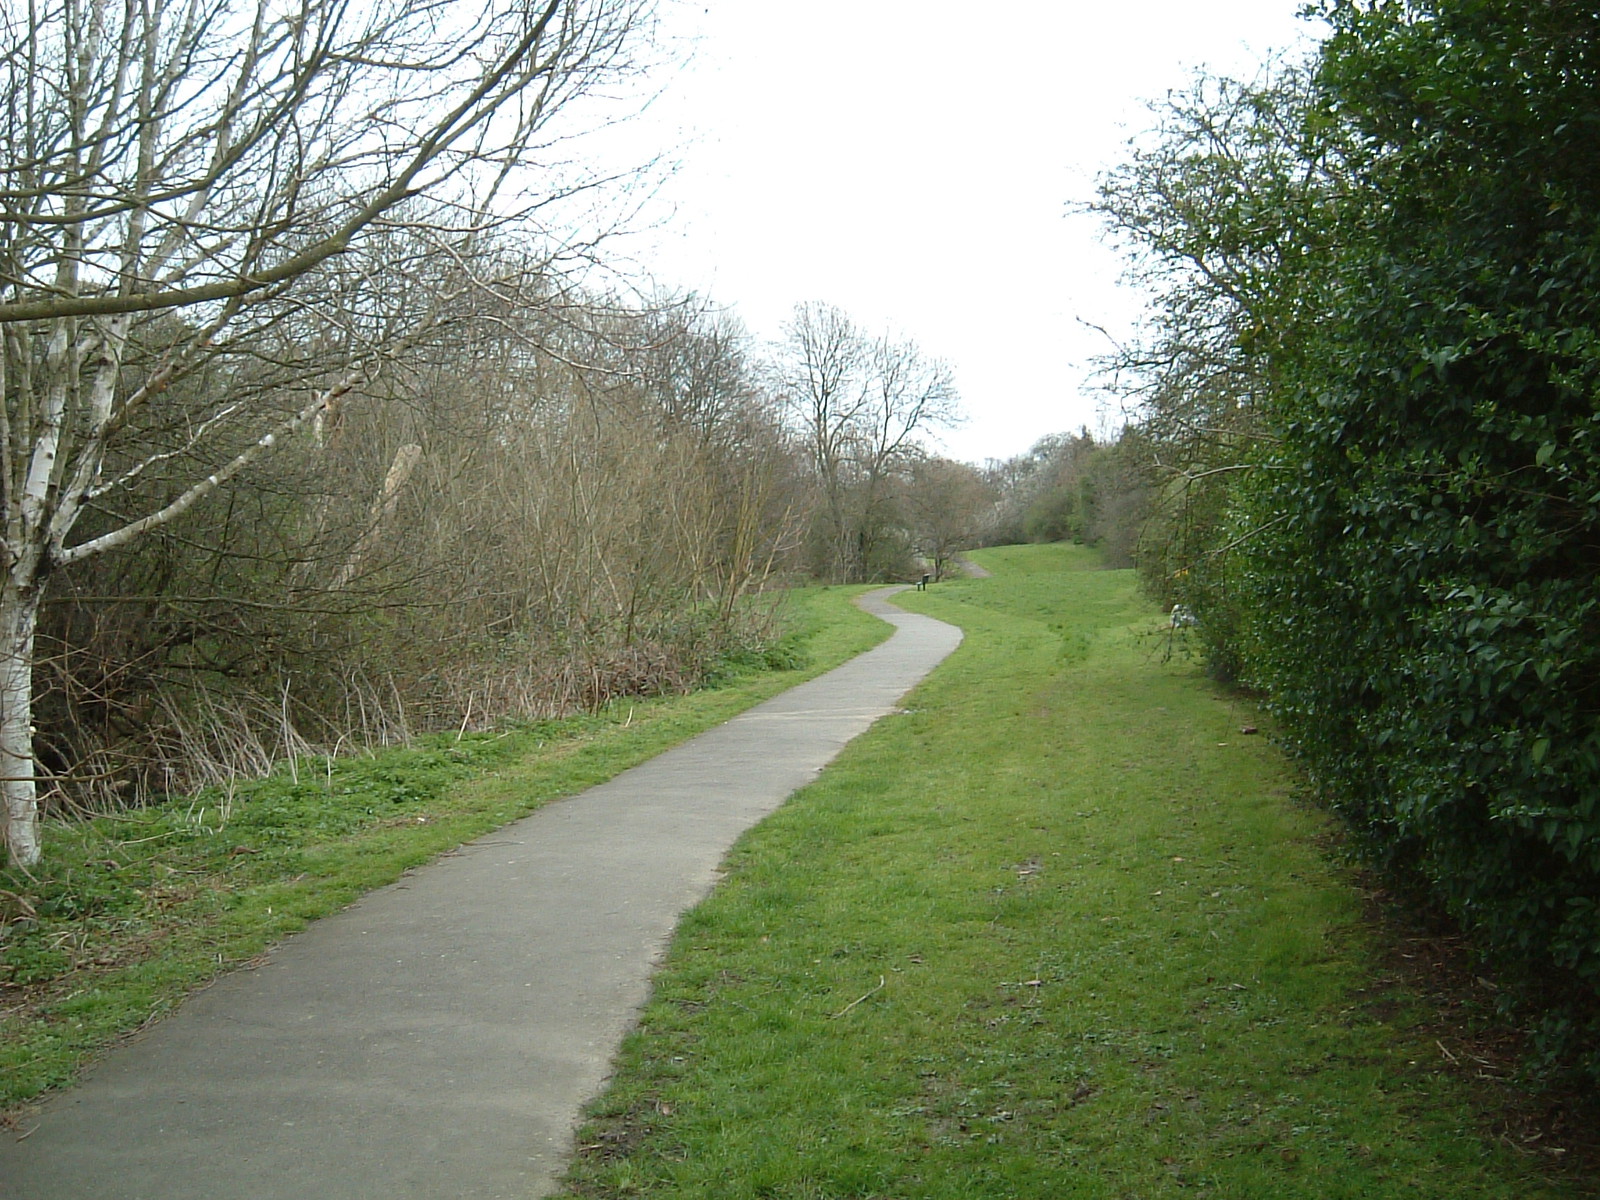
[559,544,1592,1199]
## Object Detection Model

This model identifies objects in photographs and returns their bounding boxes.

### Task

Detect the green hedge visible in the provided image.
[1238,0,1600,1074]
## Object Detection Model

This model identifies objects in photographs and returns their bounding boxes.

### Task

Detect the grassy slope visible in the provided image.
[560,544,1588,1199]
[0,585,890,1112]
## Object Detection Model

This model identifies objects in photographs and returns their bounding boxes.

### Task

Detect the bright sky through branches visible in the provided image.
[610,0,1320,463]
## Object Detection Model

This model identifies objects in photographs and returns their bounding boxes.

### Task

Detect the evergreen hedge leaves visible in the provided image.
[1101,0,1600,1076]
[1237,1,1600,1070]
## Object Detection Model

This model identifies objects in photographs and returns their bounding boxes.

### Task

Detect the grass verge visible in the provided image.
[0,585,889,1116]
[558,544,1594,1199]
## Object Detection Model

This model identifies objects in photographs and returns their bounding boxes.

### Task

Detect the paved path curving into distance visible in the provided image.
[0,588,962,1200]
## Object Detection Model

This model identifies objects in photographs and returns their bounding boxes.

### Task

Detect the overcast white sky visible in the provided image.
[601,0,1322,464]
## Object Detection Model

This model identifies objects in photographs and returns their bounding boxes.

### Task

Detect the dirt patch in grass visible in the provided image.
[1352,879,1600,1187]
[574,1095,677,1165]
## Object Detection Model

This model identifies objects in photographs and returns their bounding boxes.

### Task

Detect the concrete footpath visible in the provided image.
[0,589,962,1200]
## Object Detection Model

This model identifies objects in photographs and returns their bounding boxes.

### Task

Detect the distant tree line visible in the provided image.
[979,429,1150,567]
[1093,0,1600,1081]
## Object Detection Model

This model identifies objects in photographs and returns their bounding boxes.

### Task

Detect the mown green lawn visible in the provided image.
[558,544,1589,1199]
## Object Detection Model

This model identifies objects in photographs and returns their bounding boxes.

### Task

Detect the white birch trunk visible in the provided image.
[333,443,424,590]
[0,571,42,867]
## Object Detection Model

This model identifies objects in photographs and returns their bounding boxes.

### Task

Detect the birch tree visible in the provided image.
[0,0,652,865]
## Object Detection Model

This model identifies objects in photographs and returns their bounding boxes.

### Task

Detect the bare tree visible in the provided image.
[774,303,959,581]
[0,0,652,865]
[903,455,995,580]
[853,334,959,576]
[775,302,869,580]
